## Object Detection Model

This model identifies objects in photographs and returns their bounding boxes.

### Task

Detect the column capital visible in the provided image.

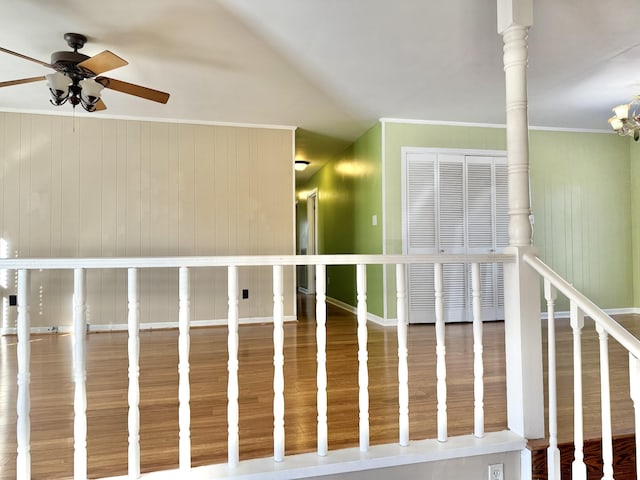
[497,0,533,33]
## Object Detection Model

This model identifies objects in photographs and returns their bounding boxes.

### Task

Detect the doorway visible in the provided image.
[306,190,318,294]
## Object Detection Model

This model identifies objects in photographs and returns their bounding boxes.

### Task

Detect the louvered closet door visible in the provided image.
[466,157,499,321]
[437,155,466,322]
[404,150,508,324]
[405,153,437,323]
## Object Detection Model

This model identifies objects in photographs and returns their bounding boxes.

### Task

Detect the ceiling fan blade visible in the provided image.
[96,77,170,104]
[93,99,107,111]
[78,50,128,75]
[0,76,46,88]
[0,47,51,68]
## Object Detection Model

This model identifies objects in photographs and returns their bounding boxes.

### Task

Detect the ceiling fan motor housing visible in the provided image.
[50,51,93,79]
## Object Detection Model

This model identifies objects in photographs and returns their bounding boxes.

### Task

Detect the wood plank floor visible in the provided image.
[0,294,638,479]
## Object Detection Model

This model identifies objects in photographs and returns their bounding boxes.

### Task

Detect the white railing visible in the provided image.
[524,254,640,480]
[5,253,515,479]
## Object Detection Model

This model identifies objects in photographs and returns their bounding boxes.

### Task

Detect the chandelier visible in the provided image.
[608,97,640,141]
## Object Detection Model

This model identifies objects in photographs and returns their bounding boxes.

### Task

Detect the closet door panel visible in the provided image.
[405,153,437,323]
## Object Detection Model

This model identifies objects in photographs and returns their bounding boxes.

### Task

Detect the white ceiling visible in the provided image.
[0,0,639,180]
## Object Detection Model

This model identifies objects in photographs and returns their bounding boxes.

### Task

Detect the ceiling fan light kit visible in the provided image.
[0,32,170,113]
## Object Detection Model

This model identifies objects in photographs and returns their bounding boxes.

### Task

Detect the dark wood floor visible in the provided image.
[0,294,638,479]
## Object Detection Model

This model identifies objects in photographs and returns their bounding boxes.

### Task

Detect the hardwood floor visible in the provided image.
[0,295,638,479]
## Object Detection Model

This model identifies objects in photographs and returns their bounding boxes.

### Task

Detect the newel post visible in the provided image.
[498,0,545,444]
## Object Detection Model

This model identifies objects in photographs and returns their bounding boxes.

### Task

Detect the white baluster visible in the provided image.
[629,353,640,477]
[356,264,369,452]
[273,265,285,462]
[178,267,191,472]
[396,263,409,447]
[127,268,140,479]
[434,263,447,442]
[316,264,328,457]
[16,269,30,480]
[544,280,560,480]
[227,265,240,467]
[596,324,614,480]
[73,268,87,480]
[471,263,484,438]
[570,302,586,480]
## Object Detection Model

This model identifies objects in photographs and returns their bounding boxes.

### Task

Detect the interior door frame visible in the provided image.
[306,189,318,295]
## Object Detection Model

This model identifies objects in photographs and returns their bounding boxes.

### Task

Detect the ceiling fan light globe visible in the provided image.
[45,72,70,100]
[79,78,104,106]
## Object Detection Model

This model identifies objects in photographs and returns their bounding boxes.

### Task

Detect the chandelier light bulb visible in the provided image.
[608,116,624,131]
[613,103,630,120]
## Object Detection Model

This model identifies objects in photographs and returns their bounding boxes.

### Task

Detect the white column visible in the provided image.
[16,269,30,480]
[570,302,586,480]
[178,267,191,472]
[127,268,141,479]
[471,263,484,438]
[498,0,544,440]
[227,266,240,467]
[498,0,533,248]
[356,264,369,452]
[273,265,285,462]
[434,263,447,442]
[396,263,409,447]
[544,280,560,480]
[316,264,328,457]
[73,268,88,480]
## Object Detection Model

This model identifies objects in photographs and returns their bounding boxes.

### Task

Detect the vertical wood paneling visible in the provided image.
[29,115,52,257]
[18,115,31,257]
[78,119,102,257]
[60,117,79,257]
[529,131,632,310]
[0,113,294,327]
[115,121,128,257]
[178,124,195,256]
[101,121,119,325]
[148,123,173,324]
[125,121,141,256]
[0,114,5,250]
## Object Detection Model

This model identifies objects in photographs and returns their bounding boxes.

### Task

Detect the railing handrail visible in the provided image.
[524,253,640,360]
[0,253,515,270]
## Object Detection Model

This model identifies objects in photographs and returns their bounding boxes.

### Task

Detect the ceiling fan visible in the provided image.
[0,32,170,112]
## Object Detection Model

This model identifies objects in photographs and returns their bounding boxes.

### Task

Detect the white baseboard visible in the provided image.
[0,316,297,336]
[325,296,397,327]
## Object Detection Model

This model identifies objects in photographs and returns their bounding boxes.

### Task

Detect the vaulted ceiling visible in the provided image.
[0,0,638,179]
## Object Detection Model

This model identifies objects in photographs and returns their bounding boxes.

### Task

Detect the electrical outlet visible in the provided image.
[488,463,503,480]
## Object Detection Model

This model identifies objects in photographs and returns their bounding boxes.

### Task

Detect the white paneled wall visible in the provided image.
[0,113,295,328]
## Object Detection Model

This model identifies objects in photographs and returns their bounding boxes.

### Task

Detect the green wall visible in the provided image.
[529,130,632,309]
[630,139,640,306]
[300,119,636,319]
